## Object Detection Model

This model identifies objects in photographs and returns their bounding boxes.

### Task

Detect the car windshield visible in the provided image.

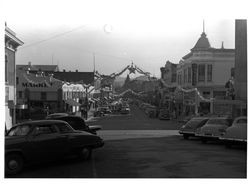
[185,119,205,128]
[7,125,31,136]
[62,117,86,130]
[55,123,74,133]
[236,118,247,124]
[207,119,230,126]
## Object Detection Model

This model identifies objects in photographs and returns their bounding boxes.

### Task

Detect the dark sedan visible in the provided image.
[179,117,209,139]
[5,120,104,175]
[46,115,102,135]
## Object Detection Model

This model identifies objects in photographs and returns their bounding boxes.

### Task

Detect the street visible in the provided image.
[8,105,246,178]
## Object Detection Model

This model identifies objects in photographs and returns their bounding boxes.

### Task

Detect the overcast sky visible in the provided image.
[3,0,246,78]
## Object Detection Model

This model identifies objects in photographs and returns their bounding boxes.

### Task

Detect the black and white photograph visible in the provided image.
[1,0,249,196]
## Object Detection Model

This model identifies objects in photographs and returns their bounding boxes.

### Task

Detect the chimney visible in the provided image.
[76,69,78,72]
[28,61,31,66]
[63,69,66,72]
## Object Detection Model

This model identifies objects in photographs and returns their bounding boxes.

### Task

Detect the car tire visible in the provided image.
[5,153,24,175]
[201,138,207,144]
[183,134,189,140]
[78,147,92,160]
[225,142,232,148]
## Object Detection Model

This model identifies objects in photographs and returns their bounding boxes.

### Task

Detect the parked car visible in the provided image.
[5,120,104,175]
[179,117,209,139]
[195,116,233,143]
[158,109,170,120]
[96,107,112,115]
[46,115,101,135]
[219,116,247,147]
[120,107,130,114]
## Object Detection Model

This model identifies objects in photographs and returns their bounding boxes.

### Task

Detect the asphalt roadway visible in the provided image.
[9,105,247,178]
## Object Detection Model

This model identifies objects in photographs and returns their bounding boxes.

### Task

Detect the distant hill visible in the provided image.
[133,75,150,81]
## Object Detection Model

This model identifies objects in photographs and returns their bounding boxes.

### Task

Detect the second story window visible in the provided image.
[18,91,23,98]
[231,67,235,78]
[16,77,19,85]
[207,64,212,82]
[188,67,191,83]
[184,69,187,83]
[198,64,205,82]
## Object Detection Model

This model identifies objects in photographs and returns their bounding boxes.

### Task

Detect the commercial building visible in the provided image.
[177,29,235,116]
[5,24,24,129]
[160,27,236,117]
[16,65,95,120]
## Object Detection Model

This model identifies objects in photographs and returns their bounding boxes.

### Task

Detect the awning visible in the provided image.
[65,99,81,106]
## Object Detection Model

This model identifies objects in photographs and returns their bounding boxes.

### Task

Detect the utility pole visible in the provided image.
[93,53,96,72]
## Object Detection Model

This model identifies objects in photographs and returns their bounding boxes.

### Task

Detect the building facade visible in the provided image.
[160,29,236,118]
[5,24,23,129]
[176,30,235,116]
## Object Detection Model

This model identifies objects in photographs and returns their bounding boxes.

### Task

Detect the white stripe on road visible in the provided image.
[98,130,179,140]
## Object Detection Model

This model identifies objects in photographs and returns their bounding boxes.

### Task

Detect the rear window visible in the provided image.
[185,119,207,128]
[236,118,247,124]
[7,125,31,136]
[207,119,231,126]
[60,117,86,130]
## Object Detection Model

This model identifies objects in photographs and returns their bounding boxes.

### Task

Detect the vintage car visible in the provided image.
[219,116,247,147]
[5,120,104,175]
[94,107,112,116]
[179,117,209,139]
[195,116,233,143]
[120,107,130,114]
[158,109,170,120]
[46,115,102,135]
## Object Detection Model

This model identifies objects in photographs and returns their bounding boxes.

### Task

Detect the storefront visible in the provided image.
[16,70,63,121]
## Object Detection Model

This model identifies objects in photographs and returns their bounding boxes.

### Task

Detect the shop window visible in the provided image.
[198,64,205,82]
[41,92,47,100]
[207,64,212,81]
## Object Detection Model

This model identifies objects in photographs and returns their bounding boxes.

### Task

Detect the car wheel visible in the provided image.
[225,142,232,148]
[78,147,92,160]
[201,138,207,144]
[5,154,24,175]
[183,134,189,140]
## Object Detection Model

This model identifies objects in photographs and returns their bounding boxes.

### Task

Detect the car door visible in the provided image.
[28,124,68,162]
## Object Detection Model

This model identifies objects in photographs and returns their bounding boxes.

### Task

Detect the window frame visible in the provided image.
[198,64,205,82]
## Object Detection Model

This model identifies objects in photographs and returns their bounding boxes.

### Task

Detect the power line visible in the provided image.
[20,25,88,49]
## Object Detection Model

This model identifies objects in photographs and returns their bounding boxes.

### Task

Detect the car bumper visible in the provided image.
[93,140,104,148]
[179,130,195,136]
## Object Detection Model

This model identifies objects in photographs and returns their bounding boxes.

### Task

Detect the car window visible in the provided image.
[7,125,31,136]
[236,118,247,124]
[62,117,86,130]
[55,123,74,133]
[33,125,57,135]
[185,119,205,128]
[207,119,230,126]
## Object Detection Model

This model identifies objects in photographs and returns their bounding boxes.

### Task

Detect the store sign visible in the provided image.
[22,82,52,88]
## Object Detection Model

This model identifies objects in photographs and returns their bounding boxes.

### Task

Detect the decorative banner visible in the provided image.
[160,79,215,102]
